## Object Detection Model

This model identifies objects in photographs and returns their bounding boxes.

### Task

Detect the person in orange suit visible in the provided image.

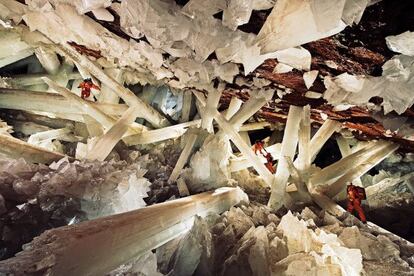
[78,78,100,100]
[253,140,267,156]
[347,183,367,223]
[264,152,276,174]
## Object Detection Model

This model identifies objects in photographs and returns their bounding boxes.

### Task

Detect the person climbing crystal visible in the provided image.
[264,152,276,174]
[78,78,100,100]
[253,140,267,155]
[346,183,367,223]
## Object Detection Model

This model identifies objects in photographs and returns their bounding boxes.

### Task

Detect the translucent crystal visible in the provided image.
[224,97,243,120]
[0,134,65,164]
[268,105,302,210]
[303,70,319,89]
[98,68,122,104]
[275,47,312,71]
[222,0,253,31]
[0,187,247,275]
[123,120,201,146]
[342,0,369,25]
[193,91,274,187]
[386,31,414,56]
[309,119,342,162]
[324,56,414,114]
[256,0,347,53]
[184,135,232,192]
[168,132,198,183]
[86,105,142,161]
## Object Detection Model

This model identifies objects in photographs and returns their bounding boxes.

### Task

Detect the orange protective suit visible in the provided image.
[264,153,276,174]
[253,140,266,155]
[346,184,367,223]
[78,79,100,100]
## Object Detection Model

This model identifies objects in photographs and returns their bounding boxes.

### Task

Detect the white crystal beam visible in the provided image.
[193,91,275,187]
[227,93,272,130]
[27,128,73,144]
[309,141,390,187]
[268,105,302,210]
[43,77,119,128]
[336,136,363,186]
[224,97,243,120]
[0,88,128,117]
[180,91,193,123]
[168,132,198,183]
[201,88,222,132]
[54,44,170,128]
[98,68,122,104]
[239,121,271,132]
[86,105,142,161]
[0,48,33,68]
[296,105,311,177]
[9,72,81,87]
[34,46,60,75]
[43,77,145,135]
[0,187,248,276]
[309,119,342,162]
[0,134,66,164]
[321,143,399,198]
[123,120,201,146]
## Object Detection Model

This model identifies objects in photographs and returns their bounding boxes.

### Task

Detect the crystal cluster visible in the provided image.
[154,203,414,276]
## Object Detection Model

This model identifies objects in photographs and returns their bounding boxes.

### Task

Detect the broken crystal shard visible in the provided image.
[324,56,414,114]
[303,70,319,89]
[273,63,293,73]
[256,0,347,53]
[0,188,247,275]
[252,0,276,10]
[268,105,302,210]
[342,0,369,25]
[386,31,414,56]
[339,226,400,261]
[310,0,346,33]
[248,226,271,276]
[181,0,225,17]
[222,0,253,31]
[91,8,114,22]
[113,172,150,214]
[275,47,312,71]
